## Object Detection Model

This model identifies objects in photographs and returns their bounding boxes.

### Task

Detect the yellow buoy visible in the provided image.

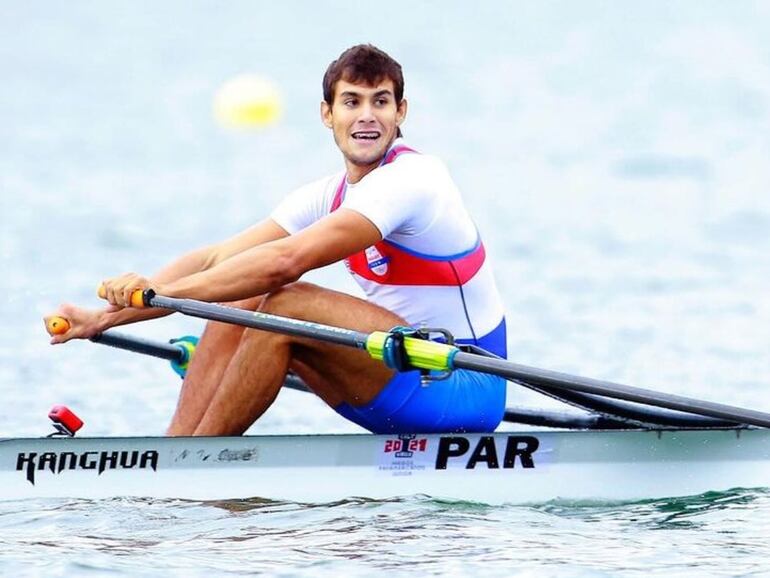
[213,74,282,129]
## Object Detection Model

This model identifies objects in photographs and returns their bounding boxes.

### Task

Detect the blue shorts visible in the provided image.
[334,369,506,434]
[334,319,508,434]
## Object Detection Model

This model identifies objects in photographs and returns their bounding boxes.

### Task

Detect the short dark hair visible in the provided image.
[322,44,404,105]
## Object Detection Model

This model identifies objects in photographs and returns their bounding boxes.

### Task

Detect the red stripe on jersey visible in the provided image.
[345,240,486,286]
[330,177,346,212]
[382,144,417,165]
[331,143,485,287]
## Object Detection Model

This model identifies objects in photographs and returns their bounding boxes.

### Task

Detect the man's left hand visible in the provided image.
[99,273,162,309]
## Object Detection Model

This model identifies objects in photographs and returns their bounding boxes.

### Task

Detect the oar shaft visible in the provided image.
[89,329,310,392]
[129,290,770,429]
[90,332,186,363]
[454,352,770,429]
[146,293,371,349]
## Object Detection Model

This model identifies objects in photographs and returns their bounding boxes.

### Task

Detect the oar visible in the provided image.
[47,316,196,374]
[45,317,309,391]
[48,316,626,428]
[113,289,770,429]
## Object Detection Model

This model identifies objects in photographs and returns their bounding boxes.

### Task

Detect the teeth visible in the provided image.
[353,132,380,140]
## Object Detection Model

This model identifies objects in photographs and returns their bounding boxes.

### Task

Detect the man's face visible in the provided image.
[321,78,407,174]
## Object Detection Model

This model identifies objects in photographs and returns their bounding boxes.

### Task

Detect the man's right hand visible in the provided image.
[44,305,104,345]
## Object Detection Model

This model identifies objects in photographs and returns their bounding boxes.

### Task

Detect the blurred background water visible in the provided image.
[2,1,770,576]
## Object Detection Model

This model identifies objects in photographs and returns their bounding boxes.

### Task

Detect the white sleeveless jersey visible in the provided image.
[270,142,506,351]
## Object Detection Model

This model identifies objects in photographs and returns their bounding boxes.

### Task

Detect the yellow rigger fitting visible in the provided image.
[366,331,458,372]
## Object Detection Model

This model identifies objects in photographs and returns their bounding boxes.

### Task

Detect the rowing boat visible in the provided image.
[26,290,770,504]
[4,428,770,503]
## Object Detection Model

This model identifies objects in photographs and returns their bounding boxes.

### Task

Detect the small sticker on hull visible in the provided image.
[377,435,544,476]
[217,448,259,462]
[378,434,430,476]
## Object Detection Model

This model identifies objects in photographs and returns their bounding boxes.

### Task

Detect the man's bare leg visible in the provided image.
[171,282,406,436]
[166,297,260,435]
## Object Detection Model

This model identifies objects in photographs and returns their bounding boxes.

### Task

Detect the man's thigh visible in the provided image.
[259,282,408,407]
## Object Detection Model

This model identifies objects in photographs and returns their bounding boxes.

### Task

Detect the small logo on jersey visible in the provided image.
[365,246,389,276]
[383,434,428,458]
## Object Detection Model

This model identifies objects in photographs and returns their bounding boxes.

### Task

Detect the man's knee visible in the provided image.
[258,282,322,317]
[198,320,243,351]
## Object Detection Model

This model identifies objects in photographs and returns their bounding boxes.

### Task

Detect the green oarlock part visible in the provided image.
[169,335,199,378]
[366,331,458,372]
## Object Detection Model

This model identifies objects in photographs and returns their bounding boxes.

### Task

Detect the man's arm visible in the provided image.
[47,219,289,342]
[155,209,381,303]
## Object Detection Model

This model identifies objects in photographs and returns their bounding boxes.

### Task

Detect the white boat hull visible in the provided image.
[2,429,769,504]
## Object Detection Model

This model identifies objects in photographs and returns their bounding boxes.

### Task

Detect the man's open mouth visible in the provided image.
[351,131,381,140]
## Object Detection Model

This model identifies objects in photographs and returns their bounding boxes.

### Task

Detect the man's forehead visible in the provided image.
[335,78,395,96]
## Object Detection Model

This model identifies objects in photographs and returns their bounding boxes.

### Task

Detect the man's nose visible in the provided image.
[357,102,376,122]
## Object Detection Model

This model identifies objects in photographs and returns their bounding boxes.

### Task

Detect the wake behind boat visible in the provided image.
[11,290,770,503]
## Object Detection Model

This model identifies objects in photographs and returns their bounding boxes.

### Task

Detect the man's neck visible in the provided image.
[345,160,381,184]
[344,138,401,184]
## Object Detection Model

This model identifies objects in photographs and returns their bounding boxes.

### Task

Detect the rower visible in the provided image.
[44,44,508,436]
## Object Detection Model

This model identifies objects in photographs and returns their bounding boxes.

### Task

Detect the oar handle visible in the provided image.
[46,316,71,336]
[47,287,149,336]
[97,285,147,308]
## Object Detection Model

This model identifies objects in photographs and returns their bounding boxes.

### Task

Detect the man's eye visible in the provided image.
[344,99,357,107]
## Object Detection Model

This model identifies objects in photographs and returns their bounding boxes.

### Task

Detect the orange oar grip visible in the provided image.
[46,316,71,336]
[97,285,147,308]
[130,290,146,308]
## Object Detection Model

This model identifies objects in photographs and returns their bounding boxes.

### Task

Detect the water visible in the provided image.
[2,1,770,575]
[2,491,769,577]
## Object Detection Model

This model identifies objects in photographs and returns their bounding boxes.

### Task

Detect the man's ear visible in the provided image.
[396,98,408,126]
[321,101,333,129]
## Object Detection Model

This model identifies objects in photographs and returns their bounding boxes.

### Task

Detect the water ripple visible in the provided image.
[2,492,770,576]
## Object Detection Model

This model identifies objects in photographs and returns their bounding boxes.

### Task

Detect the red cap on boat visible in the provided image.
[48,405,84,436]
